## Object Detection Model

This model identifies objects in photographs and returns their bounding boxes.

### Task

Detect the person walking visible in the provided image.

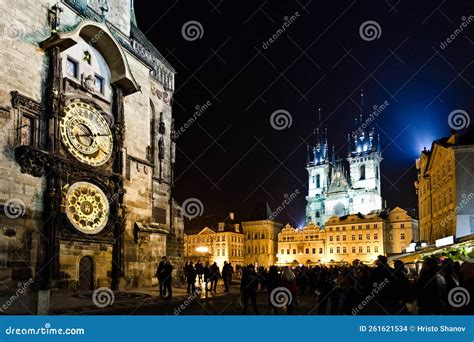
[266,266,281,314]
[222,261,232,292]
[210,262,220,292]
[281,267,297,314]
[240,264,259,314]
[186,262,197,294]
[156,256,167,299]
[163,259,173,300]
[203,261,211,292]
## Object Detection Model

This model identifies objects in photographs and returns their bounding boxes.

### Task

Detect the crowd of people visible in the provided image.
[159,255,474,315]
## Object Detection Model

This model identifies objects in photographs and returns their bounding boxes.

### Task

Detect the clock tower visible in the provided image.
[1,0,183,294]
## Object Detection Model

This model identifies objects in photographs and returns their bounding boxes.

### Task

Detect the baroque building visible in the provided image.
[276,207,418,265]
[415,131,474,244]
[306,115,382,227]
[0,0,183,292]
[184,213,245,268]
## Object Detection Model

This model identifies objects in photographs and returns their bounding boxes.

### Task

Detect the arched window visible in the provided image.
[360,164,366,180]
[316,174,321,188]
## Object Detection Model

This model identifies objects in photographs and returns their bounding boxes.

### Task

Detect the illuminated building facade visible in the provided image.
[306,114,383,227]
[276,208,418,265]
[415,132,474,244]
[276,222,325,265]
[243,220,283,267]
[184,213,245,268]
[0,0,183,292]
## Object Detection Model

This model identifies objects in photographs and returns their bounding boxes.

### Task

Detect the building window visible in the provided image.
[287,249,290,254]
[389,234,393,241]
[336,247,340,253]
[222,249,225,256]
[352,235,355,241]
[374,246,378,253]
[376,166,379,179]
[358,234,362,240]
[312,248,316,254]
[401,224,405,228]
[366,234,370,240]
[358,246,363,253]
[330,247,333,253]
[19,115,35,146]
[94,74,104,94]
[336,236,340,241]
[217,249,220,256]
[342,235,346,241]
[319,248,323,254]
[374,233,378,240]
[316,174,321,188]
[66,57,78,78]
[367,246,371,253]
[293,249,296,254]
[281,249,284,254]
[343,247,347,253]
[305,248,309,254]
[360,164,366,180]
[329,236,333,242]
[401,233,405,240]
[351,226,355,230]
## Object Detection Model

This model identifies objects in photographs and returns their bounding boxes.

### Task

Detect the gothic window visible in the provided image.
[360,164,366,180]
[316,174,321,188]
[11,91,42,148]
[20,115,35,146]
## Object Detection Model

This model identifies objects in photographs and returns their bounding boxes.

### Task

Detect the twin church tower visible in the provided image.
[305,98,383,227]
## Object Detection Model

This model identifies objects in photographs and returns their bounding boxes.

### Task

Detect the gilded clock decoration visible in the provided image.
[65,182,109,234]
[60,102,113,166]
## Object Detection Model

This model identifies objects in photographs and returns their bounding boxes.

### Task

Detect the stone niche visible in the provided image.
[58,241,113,291]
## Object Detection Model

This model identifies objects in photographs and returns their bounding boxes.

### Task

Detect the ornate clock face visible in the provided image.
[60,102,113,166]
[66,182,109,234]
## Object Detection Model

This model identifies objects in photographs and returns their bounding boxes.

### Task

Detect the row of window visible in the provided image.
[281,248,324,255]
[187,235,244,244]
[329,233,379,241]
[247,232,267,240]
[328,224,379,231]
[329,246,379,254]
[247,246,269,254]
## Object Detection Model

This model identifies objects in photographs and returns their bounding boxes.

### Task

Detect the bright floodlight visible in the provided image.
[195,246,209,253]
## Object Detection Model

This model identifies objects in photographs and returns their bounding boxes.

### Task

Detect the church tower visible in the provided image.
[346,92,383,214]
[306,109,331,226]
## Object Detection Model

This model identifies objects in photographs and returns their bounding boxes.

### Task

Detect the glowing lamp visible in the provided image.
[195,246,209,253]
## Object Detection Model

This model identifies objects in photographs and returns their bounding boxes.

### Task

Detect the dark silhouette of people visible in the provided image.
[222,261,233,292]
[185,262,197,294]
[156,256,168,299]
[163,259,173,299]
[240,264,259,314]
[210,262,220,292]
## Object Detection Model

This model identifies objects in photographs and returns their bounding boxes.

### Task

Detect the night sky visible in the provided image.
[135,0,474,226]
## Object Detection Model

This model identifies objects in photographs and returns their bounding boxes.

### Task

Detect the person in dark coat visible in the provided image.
[415,258,447,314]
[222,261,232,292]
[240,264,259,314]
[203,261,211,292]
[186,262,197,294]
[210,262,220,292]
[266,266,281,314]
[163,260,173,299]
[156,256,167,299]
